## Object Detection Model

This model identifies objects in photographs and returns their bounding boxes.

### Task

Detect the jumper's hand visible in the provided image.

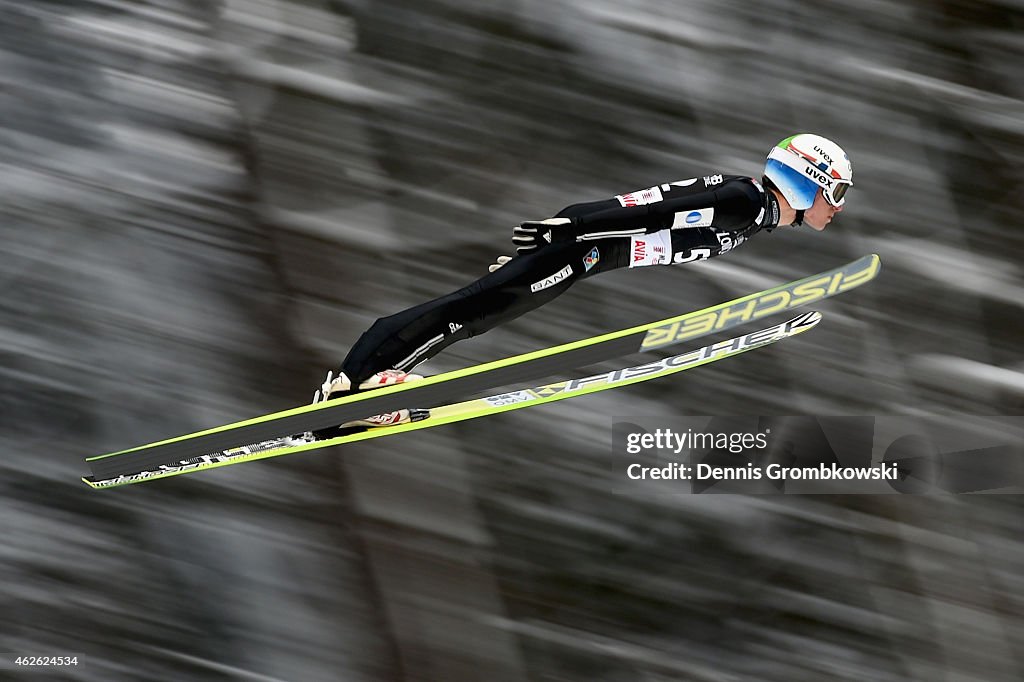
[512,217,573,254]
[488,255,513,273]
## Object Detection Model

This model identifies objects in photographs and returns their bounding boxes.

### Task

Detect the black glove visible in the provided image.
[512,217,574,254]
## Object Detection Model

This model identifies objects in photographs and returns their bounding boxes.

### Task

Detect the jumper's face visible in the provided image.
[802,190,843,231]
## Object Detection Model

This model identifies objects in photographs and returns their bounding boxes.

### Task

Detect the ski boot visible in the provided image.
[311,369,430,439]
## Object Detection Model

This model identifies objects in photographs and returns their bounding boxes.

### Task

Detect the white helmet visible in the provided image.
[764,134,852,210]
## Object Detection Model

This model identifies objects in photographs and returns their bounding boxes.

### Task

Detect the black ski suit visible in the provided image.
[340,173,781,384]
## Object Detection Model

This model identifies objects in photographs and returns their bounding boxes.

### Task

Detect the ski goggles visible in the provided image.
[822,178,851,207]
[765,158,852,210]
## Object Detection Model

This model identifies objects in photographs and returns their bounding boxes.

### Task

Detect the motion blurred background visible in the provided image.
[2,1,1022,680]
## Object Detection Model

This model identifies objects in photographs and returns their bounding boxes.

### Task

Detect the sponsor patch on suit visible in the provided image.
[530,264,574,292]
[671,208,715,229]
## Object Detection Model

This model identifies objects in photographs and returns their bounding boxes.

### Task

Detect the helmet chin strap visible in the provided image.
[792,209,805,226]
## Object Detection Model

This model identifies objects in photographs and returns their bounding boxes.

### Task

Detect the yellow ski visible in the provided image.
[85,255,879,481]
[83,311,822,489]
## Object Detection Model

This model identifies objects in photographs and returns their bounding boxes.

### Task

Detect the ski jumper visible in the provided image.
[340,174,781,385]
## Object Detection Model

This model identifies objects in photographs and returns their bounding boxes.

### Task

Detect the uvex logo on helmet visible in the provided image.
[803,165,834,186]
[813,145,833,165]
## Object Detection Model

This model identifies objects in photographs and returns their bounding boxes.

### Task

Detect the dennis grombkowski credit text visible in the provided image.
[626,462,901,481]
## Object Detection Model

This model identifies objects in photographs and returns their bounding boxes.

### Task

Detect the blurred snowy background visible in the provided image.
[2,0,1022,680]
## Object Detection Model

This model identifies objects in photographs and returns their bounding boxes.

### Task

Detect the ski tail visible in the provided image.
[82,311,822,489]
